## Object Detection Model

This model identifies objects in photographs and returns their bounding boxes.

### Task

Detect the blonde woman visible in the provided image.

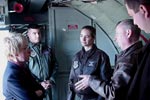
[3,33,45,100]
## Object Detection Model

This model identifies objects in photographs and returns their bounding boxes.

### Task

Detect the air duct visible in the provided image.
[28,0,47,13]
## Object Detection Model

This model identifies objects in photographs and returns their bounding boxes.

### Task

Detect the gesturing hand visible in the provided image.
[75,75,91,91]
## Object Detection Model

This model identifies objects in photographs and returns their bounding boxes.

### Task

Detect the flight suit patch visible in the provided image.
[88,61,94,67]
[73,61,78,69]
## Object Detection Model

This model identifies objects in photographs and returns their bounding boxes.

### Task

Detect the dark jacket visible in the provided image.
[89,41,143,100]
[67,44,112,100]
[3,61,45,100]
[127,42,150,100]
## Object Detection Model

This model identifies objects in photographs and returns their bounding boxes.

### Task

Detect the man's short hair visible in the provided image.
[117,19,141,41]
[124,0,150,13]
[27,24,40,29]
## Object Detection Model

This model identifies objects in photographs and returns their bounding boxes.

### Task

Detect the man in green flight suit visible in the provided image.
[27,24,58,100]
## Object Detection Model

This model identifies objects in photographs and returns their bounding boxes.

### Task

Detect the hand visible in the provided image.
[45,80,52,88]
[75,75,91,91]
[35,90,43,97]
[40,80,51,90]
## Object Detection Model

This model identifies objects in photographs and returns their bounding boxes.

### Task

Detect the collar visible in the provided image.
[117,41,143,57]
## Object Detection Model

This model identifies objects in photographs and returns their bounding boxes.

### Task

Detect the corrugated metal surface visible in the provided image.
[68,0,130,43]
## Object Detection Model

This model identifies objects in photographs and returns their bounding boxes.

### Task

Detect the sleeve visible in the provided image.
[7,70,42,100]
[99,53,113,82]
[89,61,135,100]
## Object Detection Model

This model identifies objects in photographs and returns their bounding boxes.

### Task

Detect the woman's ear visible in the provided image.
[139,5,150,18]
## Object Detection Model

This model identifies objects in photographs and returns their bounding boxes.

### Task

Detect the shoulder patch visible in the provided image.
[73,61,79,69]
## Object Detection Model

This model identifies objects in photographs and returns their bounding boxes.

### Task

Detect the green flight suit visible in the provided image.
[28,43,58,100]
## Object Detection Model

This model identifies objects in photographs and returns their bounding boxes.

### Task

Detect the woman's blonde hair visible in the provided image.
[3,33,28,59]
